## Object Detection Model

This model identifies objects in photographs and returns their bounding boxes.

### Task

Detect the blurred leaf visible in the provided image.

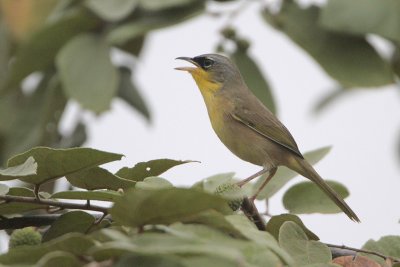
[283,180,349,214]
[0,187,43,215]
[193,172,235,193]
[43,211,95,242]
[0,0,58,41]
[51,190,122,201]
[36,251,80,267]
[392,46,400,77]
[138,0,200,11]
[59,122,87,148]
[116,159,194,181]
[136,176,173,190]
[266,214,319,241]
[333,255,381,267]
[0,74,67,164]
[3,9,99,90]
[362,236,400,266]
[117,35,146,56]
[66,167,135,190]
[57,33,119,113]
[255,146,331,199]
[263,1,394,88]
[231,50,276,113]
[0,233,95,265]
[115,254,185,267]
[107,2,204,46]
[313,88,349,114]
[279,221,331,265]
[320,0,400,44]
[0,184,9,195]
[8,147,123,185]
[0,15,11,90]
[0,156,37,180]
[117,66,150,120]
[110,187,232,227]
[85,0,138,21]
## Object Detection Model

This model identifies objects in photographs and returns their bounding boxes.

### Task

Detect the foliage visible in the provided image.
[0,146,397,266]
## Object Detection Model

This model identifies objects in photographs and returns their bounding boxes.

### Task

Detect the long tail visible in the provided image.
[287,157,360,222]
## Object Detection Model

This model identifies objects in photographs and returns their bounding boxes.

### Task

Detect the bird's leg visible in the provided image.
[249,167,277,202]
[236,168,269,187]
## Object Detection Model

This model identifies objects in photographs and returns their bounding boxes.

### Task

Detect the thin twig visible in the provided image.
[240,197,266,231]
[325,243,400,263]
[0,195,108,213]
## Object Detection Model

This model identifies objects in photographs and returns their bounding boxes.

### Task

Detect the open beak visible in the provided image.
[175,57,199,72]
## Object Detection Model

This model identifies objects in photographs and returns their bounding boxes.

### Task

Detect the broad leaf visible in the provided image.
[36,251,81,267]
[320,0,400,44]
[362,236,400,266]
[0,184,9,195]
[0,187,43,215]
[110,187,232,227]
[117,67,150,120]
[0,233,95,265]
[0,156,37,180]
[263,1,394,88]
[7,147,123,185]
[85,0,138,22]
[116,159,194,181]
[231,50,276,114]
[193,172,235,193]
[136,177,173,190]
[283,180,349,214]
[255,146,331,199]
[266,214,319,241]
[4,9,99,89]
[42,211,95,242]
[138,0,200,11]
[66,167,135,190]
[313,88,349,114]
[279,221,331,265]
[57,34,119,113]
[52,190,122,202]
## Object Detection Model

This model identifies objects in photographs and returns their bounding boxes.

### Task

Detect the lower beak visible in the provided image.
[175,57,199,71]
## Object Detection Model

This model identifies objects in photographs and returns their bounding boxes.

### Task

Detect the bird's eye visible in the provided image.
[202,58,214,69]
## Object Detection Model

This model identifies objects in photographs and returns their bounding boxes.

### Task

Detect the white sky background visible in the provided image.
[72,1,400,247]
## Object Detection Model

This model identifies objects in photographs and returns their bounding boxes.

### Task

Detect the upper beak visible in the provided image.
[175,57,199,71]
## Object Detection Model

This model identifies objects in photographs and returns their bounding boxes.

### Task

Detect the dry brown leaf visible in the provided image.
[333,255,381,267]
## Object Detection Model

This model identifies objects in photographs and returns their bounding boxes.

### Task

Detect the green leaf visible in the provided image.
[0,233,95,265]
[43,211,95,242]
[116,159,194,181]
[7,147,123,185]
[107,2,204,46]
[66,167,135,190]
[320,0,400,44]
[115,254,185,267]
[392,46,400,78]
[192,172,235,193]
[138,0,200,11]
[51,190,122,202]
[266,214,319,241]
[263,1,394,88]
[117,66,150,120]
[57,33,119,113]
[313,88,349,114]
[0,184,9,195]
[85,0,138,21]
[361,236,400,266]
[0,187,43,215]
[110,187,232,227]
[136,176,174,190]
[0,156,37,180]
[255,146,331,199]
[231,50,276,114]
[4,9,99,90]
[283,180,349,214]
[36,251,80,267]
[279,221,331,266]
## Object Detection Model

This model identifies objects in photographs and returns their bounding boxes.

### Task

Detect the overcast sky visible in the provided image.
[76,2,400,247]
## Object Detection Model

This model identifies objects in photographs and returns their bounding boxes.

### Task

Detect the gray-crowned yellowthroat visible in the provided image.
[176,54,359,222]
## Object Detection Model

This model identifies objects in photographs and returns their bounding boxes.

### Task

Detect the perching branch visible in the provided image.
[326,243,400,263]
[240,197,266,231]
[0,194,108,214]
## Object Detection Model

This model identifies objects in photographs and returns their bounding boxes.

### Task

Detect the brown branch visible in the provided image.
[326,243,400,263]
[240,197,266,231]
[0,195,108,213]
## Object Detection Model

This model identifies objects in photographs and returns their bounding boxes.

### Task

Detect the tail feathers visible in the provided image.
[288,158,360,222]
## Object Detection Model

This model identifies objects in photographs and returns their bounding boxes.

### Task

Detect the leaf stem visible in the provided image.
[325,243,400,263]
[0,194,108,213]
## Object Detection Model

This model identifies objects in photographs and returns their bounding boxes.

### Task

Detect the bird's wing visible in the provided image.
[231,104,303,159]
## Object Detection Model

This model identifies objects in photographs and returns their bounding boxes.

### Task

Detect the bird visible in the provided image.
[175,53,360,222]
